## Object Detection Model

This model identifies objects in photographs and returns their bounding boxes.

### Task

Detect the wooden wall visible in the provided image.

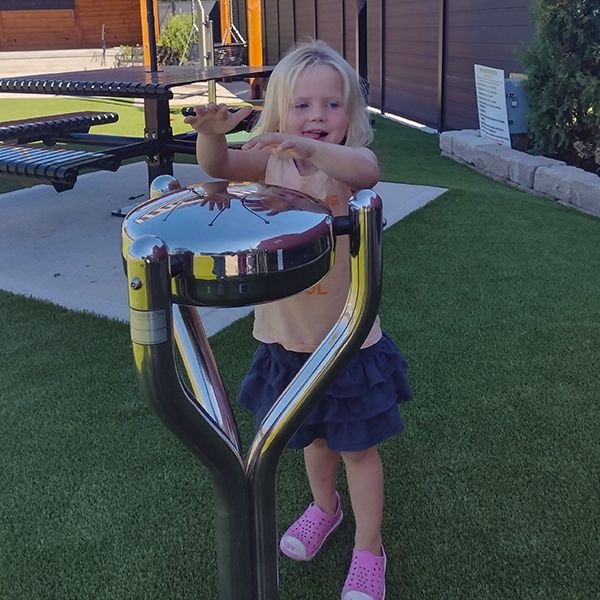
[263,0,281,64]
[260,0,534,131]
[384,0,440,128]
[0,0,142,51]
[443,0,533,130]
[259,0,360,74]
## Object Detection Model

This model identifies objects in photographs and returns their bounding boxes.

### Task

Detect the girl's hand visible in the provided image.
[200,181,233,210]
[184,103,254,135]
[242,133,317,160]
[243,195,292,216]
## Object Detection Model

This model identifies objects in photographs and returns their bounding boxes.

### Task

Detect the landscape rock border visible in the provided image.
[440,129,600,218]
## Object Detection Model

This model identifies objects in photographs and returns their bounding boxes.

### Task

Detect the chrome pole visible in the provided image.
[172,304,241,445]
[246,190,384,598]
[124,188,383,600]
[126,235,253,600]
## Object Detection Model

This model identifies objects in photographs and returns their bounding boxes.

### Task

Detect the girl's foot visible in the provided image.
[340,546,386,600]
[280,492,343,561]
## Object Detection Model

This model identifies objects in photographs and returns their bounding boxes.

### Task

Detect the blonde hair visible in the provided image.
[253,39,373,147]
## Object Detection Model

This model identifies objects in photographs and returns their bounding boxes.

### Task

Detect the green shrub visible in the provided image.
[522,0,600,170]
[158,13,194,64]
[113,44,144,68]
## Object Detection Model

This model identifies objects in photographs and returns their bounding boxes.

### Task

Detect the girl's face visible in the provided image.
[285,64,349,145]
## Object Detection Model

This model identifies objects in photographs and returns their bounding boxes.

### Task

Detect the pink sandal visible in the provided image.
[279,492,343,561]
[341,546,387,600]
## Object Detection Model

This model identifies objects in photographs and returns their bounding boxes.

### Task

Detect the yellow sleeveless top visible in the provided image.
[252,155,382,352]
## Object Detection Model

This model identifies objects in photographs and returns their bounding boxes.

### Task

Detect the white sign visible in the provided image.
[474,64,511,147]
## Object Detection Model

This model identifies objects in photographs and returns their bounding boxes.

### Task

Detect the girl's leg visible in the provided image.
[304,437,341,514]
[341,446,384,555]
[279,438,343,561]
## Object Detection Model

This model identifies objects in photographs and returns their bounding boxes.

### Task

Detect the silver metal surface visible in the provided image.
[123,184,384,600]
[122,181,334,306]
[126,235,252,599]
[246,189,383,597]
[129,277,142,290]
[149,174,182,199]
[172,304,241,448]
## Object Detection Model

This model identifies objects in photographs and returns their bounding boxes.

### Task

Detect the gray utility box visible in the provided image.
[505,78,529,134]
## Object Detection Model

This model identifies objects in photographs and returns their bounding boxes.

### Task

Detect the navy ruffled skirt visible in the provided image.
[237,333,412,452]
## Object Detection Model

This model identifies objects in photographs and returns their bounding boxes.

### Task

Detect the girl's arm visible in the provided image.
[184,104,270,182]
[242,134,380,190]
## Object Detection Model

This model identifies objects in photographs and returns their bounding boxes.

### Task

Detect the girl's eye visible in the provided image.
[328,102,340,109]
[294,103,308,110]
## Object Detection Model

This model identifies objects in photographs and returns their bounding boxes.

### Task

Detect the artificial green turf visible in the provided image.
[1,117,599,599]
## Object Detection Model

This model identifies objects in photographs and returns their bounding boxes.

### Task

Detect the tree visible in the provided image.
[158,13,194,64]
[522,0,600,171]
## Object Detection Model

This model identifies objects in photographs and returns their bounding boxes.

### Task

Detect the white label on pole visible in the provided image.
[130,308,168,345]
[474,64,511,148]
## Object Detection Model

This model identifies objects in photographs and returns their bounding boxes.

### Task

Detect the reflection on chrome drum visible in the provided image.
[123,181,334,306]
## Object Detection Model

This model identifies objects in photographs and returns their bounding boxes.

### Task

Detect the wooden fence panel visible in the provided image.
[0,9,79,49]
[277,0,295,55]
[294,0,315,41]
[443,0,533,130]
[343,0,356,72]
[366,0,382,108]
[315,0,343,54]
[232,0,248,41]
[263,0,280,64]
[382,0,440,128]
[255,0,534,131]
[0,0,141,50]
[75,0,141,48]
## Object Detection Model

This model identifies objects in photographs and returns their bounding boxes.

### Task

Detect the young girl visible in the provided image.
[184,39,412,600]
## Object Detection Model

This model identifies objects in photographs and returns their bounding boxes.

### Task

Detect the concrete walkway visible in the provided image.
[0,164,446,335]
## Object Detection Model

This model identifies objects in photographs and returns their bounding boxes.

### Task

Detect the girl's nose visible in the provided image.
[309,106,325,121]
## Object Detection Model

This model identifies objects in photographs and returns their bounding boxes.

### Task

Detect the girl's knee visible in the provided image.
[308,437,329,449]
[341,446,379,465]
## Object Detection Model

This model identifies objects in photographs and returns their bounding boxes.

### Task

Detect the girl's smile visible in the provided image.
[286,64,349,145]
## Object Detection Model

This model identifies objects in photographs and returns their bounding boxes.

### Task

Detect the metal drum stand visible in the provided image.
[121,177,384,600]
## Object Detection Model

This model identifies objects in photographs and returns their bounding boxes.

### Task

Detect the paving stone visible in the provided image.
[441,128,600,217]
[534,165,586,202]
[451,133,496,164]
[439,131,454,153]
[533,165,600,215]
[507,153,566,188]
[439,129,479,154]
[569,171,600,216]
[473,144,515,179]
